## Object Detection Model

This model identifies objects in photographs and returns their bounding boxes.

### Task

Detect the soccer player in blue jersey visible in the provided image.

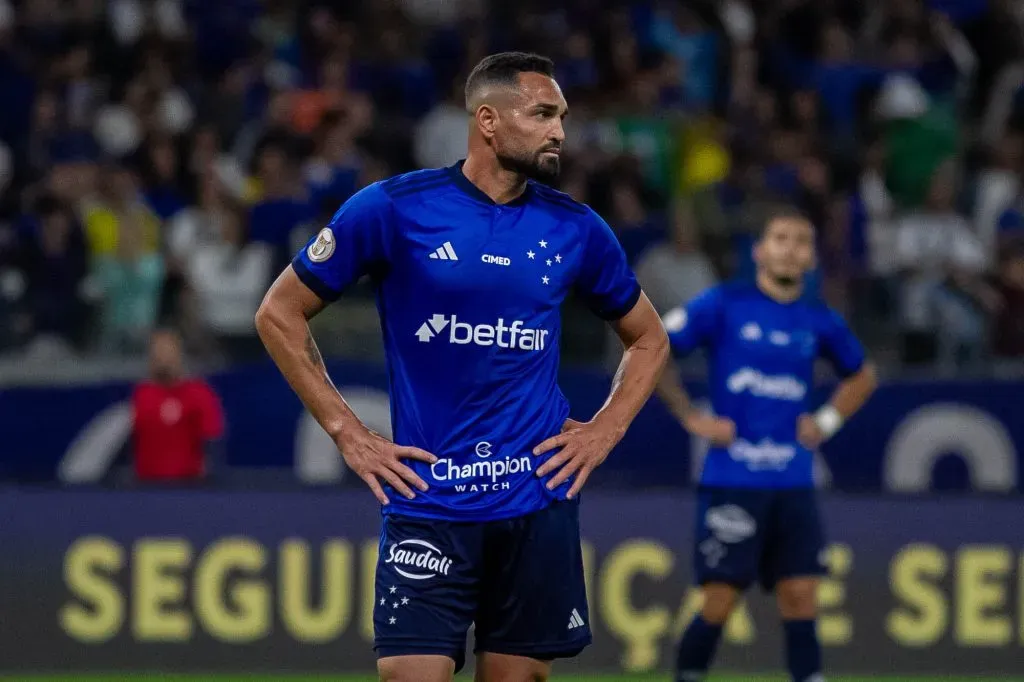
[656,211,878,682]
[255,52,669,682]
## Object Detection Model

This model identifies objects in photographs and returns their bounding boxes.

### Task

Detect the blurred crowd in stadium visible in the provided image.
[1,0,1024,376]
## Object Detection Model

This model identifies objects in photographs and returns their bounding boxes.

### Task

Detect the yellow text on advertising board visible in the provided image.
[59,537,1024,672]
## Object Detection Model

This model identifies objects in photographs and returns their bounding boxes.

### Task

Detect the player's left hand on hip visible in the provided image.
[532,417,618,499]
[797,413,825,449]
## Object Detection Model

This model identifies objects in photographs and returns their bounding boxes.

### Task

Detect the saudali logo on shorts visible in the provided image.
[307,227,336,262]
[385,539,453,580]
[704,504,757,544]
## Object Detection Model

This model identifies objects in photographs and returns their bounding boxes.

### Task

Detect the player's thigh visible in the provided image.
[474,500,591,662]
[374,514,482,674]
[694,487,770,595]
[378,654,455,682]
[761,488,827,596]
[474,652,551,682]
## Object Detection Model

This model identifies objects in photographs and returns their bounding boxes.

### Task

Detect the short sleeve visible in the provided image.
[574,210,642,320]
[129,386,142,424]
[196,383,225,440]
[662,286,723,357]
[998,208,1022,233]
[817,307,866,378]
[893,220,919,269]
[291,183,393,301]
[948,222,988,271]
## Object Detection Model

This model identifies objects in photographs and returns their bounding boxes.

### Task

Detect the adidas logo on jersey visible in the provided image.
[567,608,585,630]
[429,242,459,261]
[415,314,549,351]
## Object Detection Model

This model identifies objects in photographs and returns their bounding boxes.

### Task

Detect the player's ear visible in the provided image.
[476,104,499,139]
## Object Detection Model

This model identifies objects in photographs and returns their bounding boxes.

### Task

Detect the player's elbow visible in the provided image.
[254,295,271,338]
[652,323,671,371]
[254,292,286,346]
[641,320,671,380]
[854,360,879,395]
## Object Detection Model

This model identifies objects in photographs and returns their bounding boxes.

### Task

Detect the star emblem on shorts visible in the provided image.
[527,250,535,259]
[542,275,550,285]
[539,240,548,248]
[546,259,552,266]
[401,597,409,605]
[389,586,397,594]
[389,616,397,625]
[392,602,399,609]
[379,597,386,606]
[555,254,562,263]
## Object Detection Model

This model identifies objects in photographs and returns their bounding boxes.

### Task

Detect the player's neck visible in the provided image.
[461,154,527,205]
[152,370,183,386]
[756,272,803,303]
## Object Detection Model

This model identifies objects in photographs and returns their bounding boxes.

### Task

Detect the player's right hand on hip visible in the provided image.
[682,411,736,446]
[336,427,438,505]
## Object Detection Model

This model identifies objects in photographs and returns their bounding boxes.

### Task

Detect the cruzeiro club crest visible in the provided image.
[308,227,336,262]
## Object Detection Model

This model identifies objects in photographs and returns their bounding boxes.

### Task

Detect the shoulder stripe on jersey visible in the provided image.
[381,170,449,194]
[380,168,446,187]
[532,186,588,214]
[388,177,452,199]
[292,258,342,302]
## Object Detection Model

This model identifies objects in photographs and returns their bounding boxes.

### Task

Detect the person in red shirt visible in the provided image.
[994,243,1024,362]
[131,328,225,483]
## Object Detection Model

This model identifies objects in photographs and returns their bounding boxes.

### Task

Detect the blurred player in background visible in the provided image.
[130,328,224,483]
[256,52,668,682]
[656,211,878,682]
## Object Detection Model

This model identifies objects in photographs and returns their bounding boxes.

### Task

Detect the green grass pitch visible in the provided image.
[8,671,1024,675]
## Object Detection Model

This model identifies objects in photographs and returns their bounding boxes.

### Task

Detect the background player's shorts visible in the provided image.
[373,500,591,672]
[693,486,826,591]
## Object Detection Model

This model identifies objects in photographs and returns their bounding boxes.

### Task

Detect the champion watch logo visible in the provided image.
[429,242,459,261]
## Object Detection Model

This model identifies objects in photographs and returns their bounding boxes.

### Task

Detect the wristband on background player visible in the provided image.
[813,404,843,440]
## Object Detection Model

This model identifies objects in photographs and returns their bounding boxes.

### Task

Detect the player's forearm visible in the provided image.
[593,325,669,439]
[655,357,696,425]
[825,362,879,419]
[255,304,361,440]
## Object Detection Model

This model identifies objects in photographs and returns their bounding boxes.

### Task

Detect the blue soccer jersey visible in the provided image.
[664,281,865,488]
[293,162,641,521]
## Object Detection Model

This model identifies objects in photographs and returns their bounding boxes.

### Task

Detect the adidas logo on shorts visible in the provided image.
[567,608,585,630]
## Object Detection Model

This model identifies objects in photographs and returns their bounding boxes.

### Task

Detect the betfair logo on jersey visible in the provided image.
[414,314,549,351]
[726,367,806,401]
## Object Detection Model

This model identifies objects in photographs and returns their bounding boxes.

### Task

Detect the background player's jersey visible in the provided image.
[664,281,865,488]
[293,162,640,521]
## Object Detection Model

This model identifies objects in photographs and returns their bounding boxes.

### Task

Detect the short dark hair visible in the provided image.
[760,206,813,238]
[33,194,64,218]
[464,52,555,109]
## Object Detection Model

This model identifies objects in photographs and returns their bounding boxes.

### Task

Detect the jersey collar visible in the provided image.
[448,160,533,208]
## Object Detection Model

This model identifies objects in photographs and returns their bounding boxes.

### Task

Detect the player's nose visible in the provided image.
[549,120,565,144]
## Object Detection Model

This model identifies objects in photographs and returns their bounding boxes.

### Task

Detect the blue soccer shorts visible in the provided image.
[693,486,827,592]
[373,500,591,672]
